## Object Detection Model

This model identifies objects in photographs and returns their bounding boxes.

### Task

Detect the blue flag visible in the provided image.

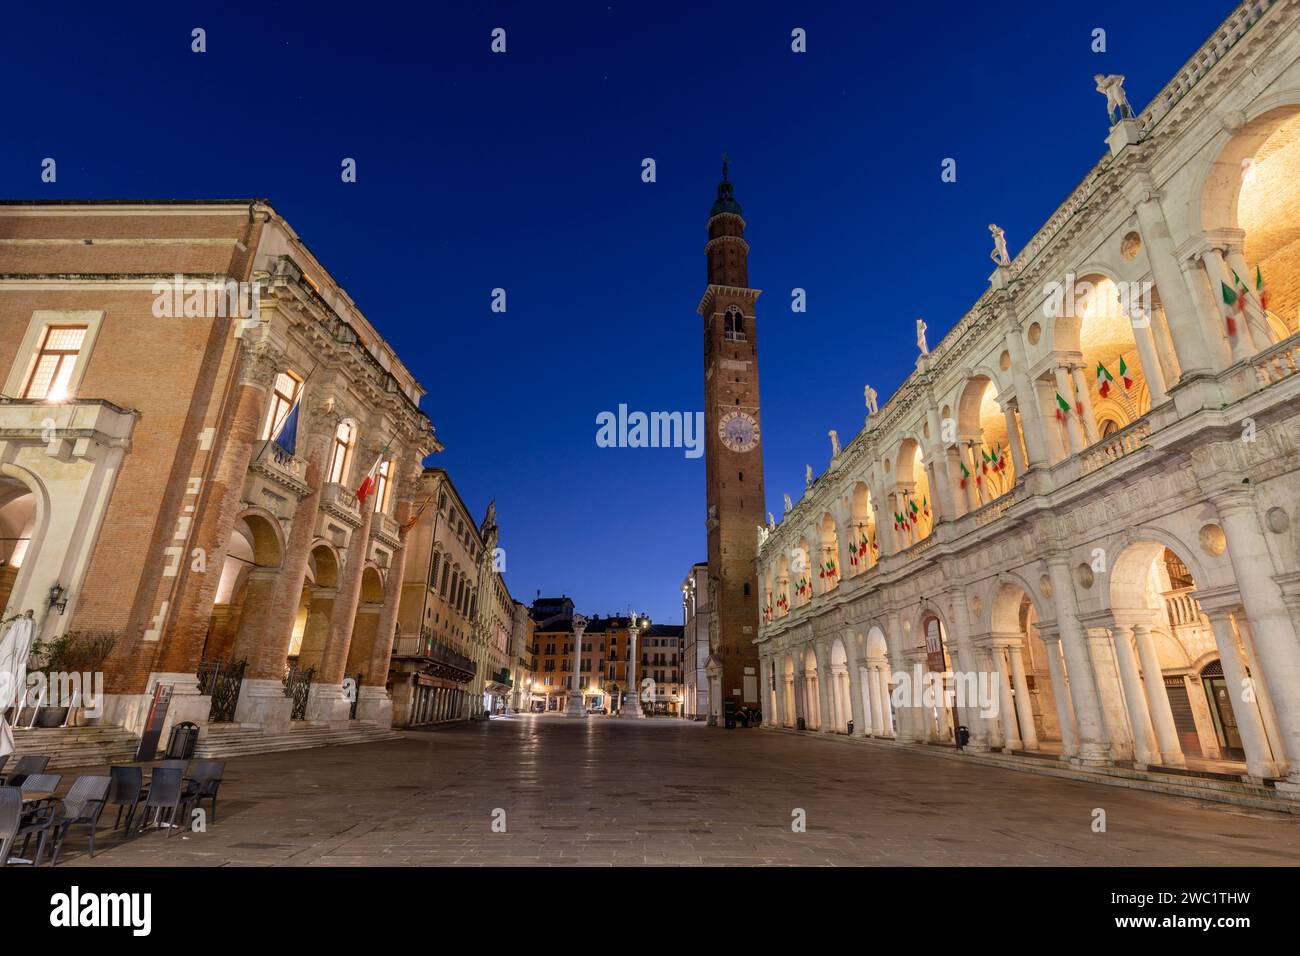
[271,398,300,457]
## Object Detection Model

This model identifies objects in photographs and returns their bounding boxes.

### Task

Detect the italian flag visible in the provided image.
[1097,361,1114,398]
[1221,281,1242,337]
[1118,355,1133,390]
[870,532,878,554]
[1055,392,1071,422]
[959,461,970,489]
[1257,266,1269,312]
[980,448,991,474]
[991,444,1005,472]
[922,495,930,518]
[355,437,393,506]
[909,498,920,519]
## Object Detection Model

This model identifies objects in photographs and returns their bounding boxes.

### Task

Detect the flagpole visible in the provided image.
[252,362,319,469]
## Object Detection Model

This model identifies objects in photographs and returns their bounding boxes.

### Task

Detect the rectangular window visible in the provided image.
[328,422,354,484]
[259,370,303,440]
[21,325,88,401]
[373,458,392,513]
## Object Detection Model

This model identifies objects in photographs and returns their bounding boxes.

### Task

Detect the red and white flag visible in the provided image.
[355,437,393,506]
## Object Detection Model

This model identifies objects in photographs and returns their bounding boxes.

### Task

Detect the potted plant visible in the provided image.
[25,629,119,727]
[25,631,72,727]
[60,630,119,726]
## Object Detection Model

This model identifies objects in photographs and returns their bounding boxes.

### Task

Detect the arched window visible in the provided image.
[723,306,745,341]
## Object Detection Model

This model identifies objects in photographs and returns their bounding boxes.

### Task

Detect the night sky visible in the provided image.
[3,1,1232,622]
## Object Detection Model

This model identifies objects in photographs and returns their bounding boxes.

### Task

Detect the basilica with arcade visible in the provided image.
[755,0,1300,804]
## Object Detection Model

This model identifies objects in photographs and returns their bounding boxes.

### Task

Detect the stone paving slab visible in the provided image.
[47,715,1300,866]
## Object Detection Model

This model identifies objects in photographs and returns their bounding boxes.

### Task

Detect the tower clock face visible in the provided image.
[718,411,759,453]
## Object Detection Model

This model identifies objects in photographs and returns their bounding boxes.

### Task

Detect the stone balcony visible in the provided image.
[320,481,362,528]
[0,397,137,458]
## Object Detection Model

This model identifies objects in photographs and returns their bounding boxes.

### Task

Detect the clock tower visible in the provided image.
[698,159,764,722]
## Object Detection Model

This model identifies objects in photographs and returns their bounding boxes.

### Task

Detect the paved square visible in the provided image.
[67,716,1300,866]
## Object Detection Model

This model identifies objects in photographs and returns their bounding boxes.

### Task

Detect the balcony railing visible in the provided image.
[393,635,476,676]
[1080,417,1153,474]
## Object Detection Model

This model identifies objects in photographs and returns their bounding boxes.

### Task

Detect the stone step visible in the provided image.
[192,722,400,759]
[9,726,141,770]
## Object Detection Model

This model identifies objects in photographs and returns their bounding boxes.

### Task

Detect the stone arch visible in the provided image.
[211,509,287,661]
[1105,528,1209,613]
[345,564,388,681]
[1194,95,1300,338]
[294,542,344,671]
[0,463,49,617]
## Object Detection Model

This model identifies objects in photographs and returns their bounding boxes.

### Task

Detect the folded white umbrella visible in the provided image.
[0,616,36,759]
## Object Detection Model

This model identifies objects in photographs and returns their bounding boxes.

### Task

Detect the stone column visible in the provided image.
[1130,316,1169,406]
[1007,643,1039,751]
[944,446,969,518]
[1005,327,1050,469]
[1085,625,1134,761]
[252,416,335,676]
[994,645,1021,750]
[356,498,412,727]
[845,637,868,737]
[158,344,273,675]
[774,660,788,727]
[1053,365,1086,454]
[1041,630,1078,758]
[1200,247,1257,361]
[1225,246,1279,347]
[876,665,893,736]
[1046,555,1110,764]
[1034,377,1068,464]
[864,664,880,734]
[1110,623,1160,766]
[792,660,807,730]
[884,612,917,743]
[974,645,1004,749]
[949,589,990,751]
[813,643,833,732]
[1068,364,1099,444]
[1133,623,1185,767]
[961,442,982,512]
[1204,606,1280,780]
[622,614,646,718]
[1002,400,1027,477]
[1132,189,1218,377]
[309,496,376,722]
[565,615,589,717]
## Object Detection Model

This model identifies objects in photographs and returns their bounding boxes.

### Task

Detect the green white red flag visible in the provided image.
[1097,361,1114,398]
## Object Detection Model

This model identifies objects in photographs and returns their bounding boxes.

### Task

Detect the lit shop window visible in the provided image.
[21,326,88,401]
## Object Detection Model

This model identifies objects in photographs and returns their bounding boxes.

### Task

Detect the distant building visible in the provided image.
[392,469,515,726]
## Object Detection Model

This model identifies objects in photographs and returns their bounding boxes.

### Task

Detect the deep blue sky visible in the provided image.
[3,1,1231,622]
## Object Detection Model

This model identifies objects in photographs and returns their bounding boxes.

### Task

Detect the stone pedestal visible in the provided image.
[102,671,211,740]
[622,687,645,718]
[233,678,294,733]
[305,681,352,725]
[1106,118,1142,156]
[355,686,393,726]
[564,690,587,717]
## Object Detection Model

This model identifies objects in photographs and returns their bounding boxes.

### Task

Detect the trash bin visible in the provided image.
[956,725,970,751]
[165,720,200,760]
[847,719,854,735]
